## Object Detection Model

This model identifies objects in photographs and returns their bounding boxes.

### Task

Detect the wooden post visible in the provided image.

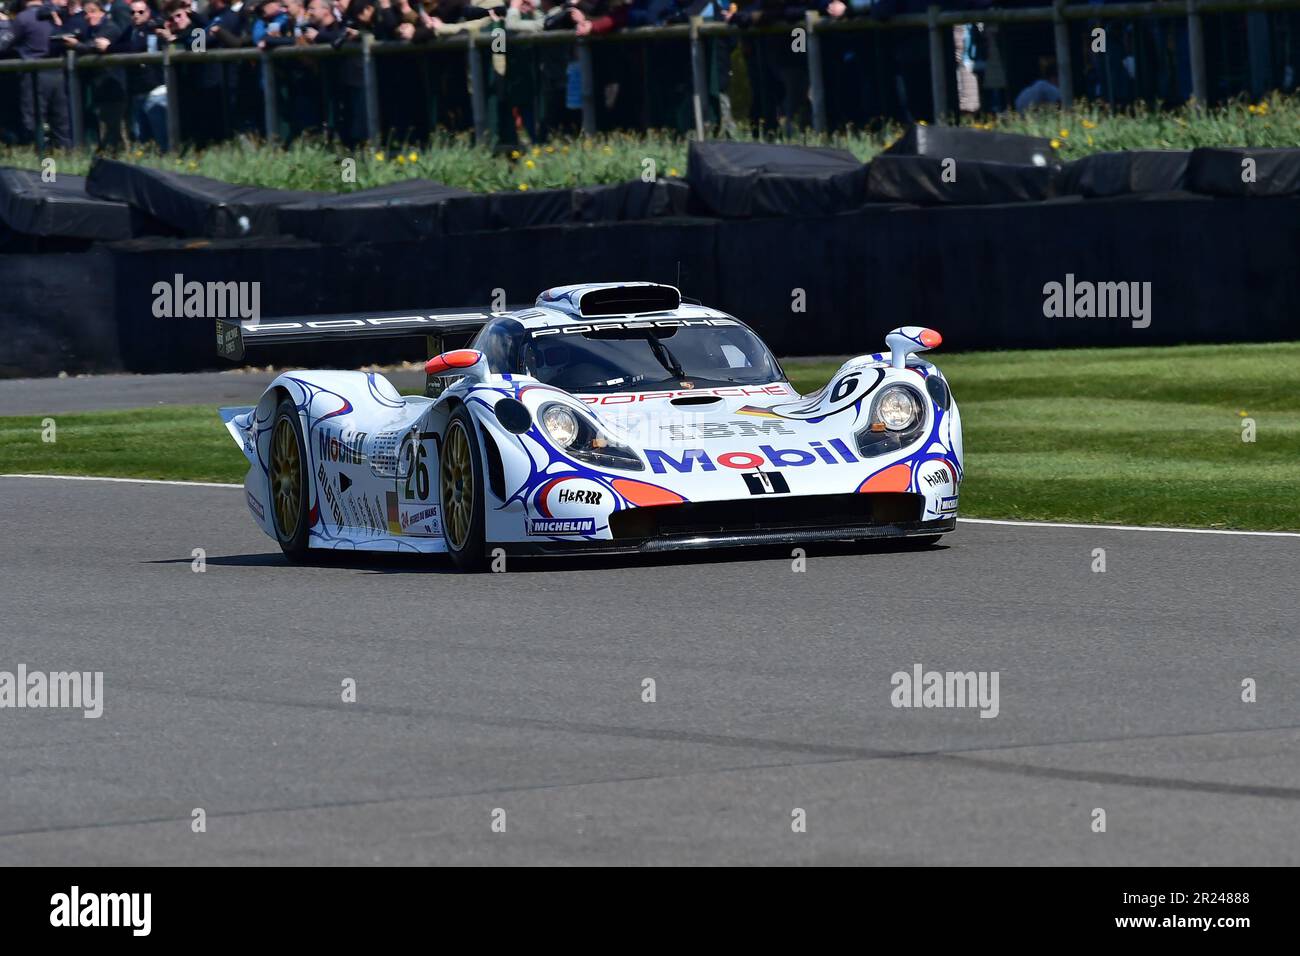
[689,17,707,139]
[1187,0,1208,108]
[1052,0,1074,110]
[577,39,596,136]
[806,11,827,134]
[362,32,381,142]
[468,31,488,145]
[163,47,181,152]
[927,6,949,125]
[66,51,84,148]
[261,49,279,143]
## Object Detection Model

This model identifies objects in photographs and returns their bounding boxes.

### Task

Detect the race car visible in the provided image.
[217,282,962,570]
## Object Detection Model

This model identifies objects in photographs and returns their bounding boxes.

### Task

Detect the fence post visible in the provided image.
[805,10,827,134]
[1186,0,1208,108]
[31,68,45,157]
[260,49,279,144]
[577,38,596,136]
[926,5,949,124]
[689,17,706,139]
[467,31,488,145]
[163,47,181,153]
[65,51,84,148]
[1052,0,1074,110]
[362,32,381,142]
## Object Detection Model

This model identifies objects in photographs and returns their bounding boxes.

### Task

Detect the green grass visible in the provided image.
[3,342,1296,531]
[2,92,1297,193]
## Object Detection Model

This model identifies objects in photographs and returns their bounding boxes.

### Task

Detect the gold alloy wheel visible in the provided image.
[270,417,302,537]
[440,421,474,550]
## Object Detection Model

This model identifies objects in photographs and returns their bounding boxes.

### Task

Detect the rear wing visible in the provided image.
[215,309,499,363]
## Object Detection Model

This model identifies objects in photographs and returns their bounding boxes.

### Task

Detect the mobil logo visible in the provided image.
[646,441,860,474]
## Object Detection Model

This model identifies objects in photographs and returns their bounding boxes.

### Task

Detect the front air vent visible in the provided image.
[670,395,723,406]
[579,285,681,317]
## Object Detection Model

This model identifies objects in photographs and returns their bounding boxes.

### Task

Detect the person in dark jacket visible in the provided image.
[204,0,253,133]
[11,0,73,147]
[124,0,167,145]
[157,0,226,144]
[59,0,129,146]
[306,0,367,144]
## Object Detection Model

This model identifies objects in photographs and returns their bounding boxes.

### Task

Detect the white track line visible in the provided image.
[4,473,1297,539]
[1,473,240,490]
[958,517,1300,539]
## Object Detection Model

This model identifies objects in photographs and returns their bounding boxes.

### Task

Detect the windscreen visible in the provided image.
[519,321,784,394]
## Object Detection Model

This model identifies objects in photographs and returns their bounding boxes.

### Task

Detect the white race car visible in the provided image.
[218,282,962,570]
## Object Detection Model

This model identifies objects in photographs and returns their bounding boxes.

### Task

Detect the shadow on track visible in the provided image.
[146,537,951,575]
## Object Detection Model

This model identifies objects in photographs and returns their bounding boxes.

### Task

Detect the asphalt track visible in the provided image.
[1,474,1297,865]
[0,370,428,416]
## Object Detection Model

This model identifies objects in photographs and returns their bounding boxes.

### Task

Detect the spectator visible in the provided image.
[11,0,73,148]
[251,0,289,45]
[124,0,167,146]
[504,0,542,31]
[206,0,245,44]
[305,0,368,142]
[61,0,129,147]
[157,0,227,143]
[103,0,132,28]
[1014,64,1061,112]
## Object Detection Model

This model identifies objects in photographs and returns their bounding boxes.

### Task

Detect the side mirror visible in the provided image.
[424,349,487,397]
[885,327,942,369]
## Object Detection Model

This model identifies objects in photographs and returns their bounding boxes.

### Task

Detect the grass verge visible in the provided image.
[2,342,1297,530]
[0,94,1295,193]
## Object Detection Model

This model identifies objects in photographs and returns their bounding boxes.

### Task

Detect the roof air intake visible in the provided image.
[578,285,681,317]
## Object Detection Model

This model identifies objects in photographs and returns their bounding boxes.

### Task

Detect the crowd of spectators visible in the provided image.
[0,0,1289,150]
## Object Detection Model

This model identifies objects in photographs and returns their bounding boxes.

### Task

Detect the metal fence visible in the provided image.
[2,0,1299,151]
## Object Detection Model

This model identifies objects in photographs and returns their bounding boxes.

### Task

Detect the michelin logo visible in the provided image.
[527,517,596,536]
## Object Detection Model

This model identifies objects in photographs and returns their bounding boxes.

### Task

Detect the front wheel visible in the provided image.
[440,407,488,571]
[269,397,310,560]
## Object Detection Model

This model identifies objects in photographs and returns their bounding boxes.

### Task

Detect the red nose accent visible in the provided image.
[919,329,942,349]
[424,349,482,375]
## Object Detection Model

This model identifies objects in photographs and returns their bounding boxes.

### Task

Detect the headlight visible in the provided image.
[877,386,921,431]
[855,384,927,458]
[538,402,644,471]
[541,405,579,448]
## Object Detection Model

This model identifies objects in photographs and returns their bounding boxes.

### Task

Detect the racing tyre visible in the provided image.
[440,406,488,571]
[269,397,310,560]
